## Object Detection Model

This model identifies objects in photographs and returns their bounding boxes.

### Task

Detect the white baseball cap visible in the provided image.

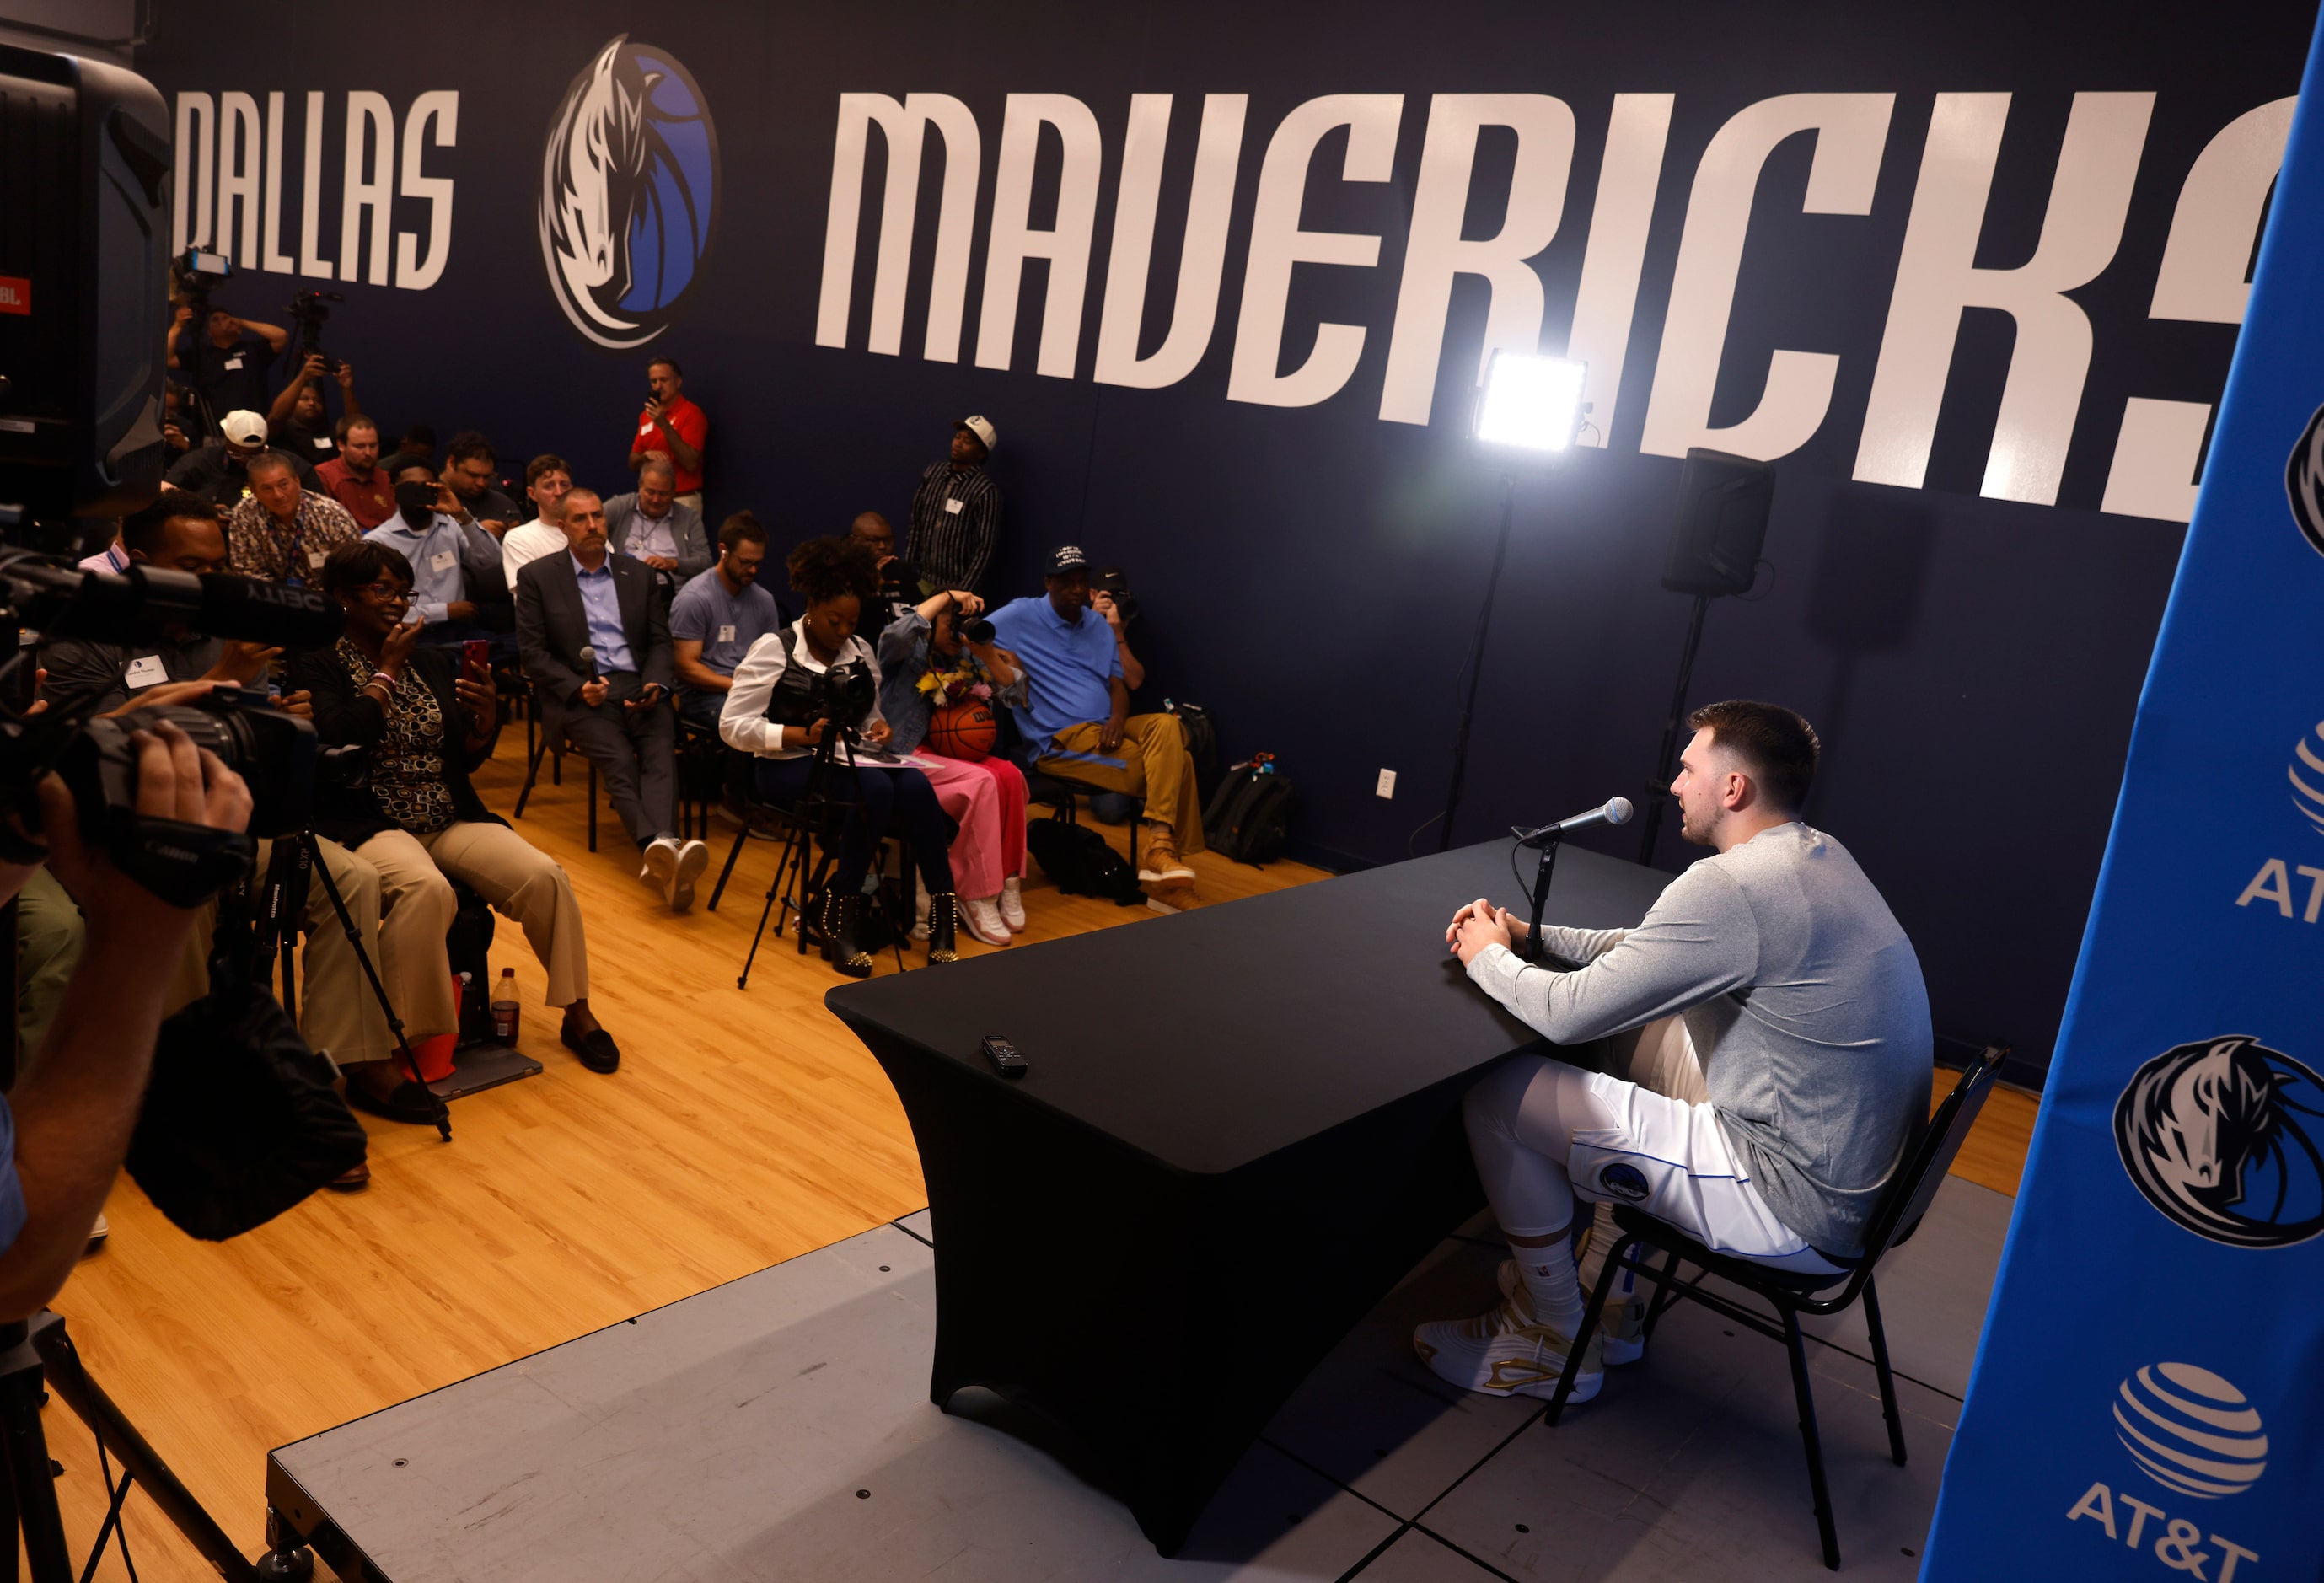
[958,415,997,455]
[220,410,268,446]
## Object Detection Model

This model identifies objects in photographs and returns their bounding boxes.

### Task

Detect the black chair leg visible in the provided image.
[515,727,550,818]
[1544,1230,1636,1426]
[1642,1247,1685,1339]
[587,764,598,852]
[706,824,750,911]
[1782,1308,1841,1570]
[1860,1273,1908,1467]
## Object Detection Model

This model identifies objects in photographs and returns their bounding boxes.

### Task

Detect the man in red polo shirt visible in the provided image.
[313,415,398,529]
[627,357,706,511]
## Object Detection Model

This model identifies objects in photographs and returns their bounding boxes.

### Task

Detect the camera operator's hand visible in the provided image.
[334,360,356,393]
[579,678,610,708]
[46,725,251,917]
[203,640,281,687]
[643,398,666,425]
[162,421,190,454]
[1092,591,1128,634]
[171,302,193,331]
[276,689,314,719]
[293,352,328,388]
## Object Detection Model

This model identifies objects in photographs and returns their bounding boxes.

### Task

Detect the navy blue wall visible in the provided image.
[137,0,2318,1077]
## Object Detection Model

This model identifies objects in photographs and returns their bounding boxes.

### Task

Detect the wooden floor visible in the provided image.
[33,735,2037,1580]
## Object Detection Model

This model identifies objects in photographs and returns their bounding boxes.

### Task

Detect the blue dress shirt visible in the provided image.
[573,553,636,674]
[362,512,498,628]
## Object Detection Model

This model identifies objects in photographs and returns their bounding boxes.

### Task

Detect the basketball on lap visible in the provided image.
[925,702,997,762]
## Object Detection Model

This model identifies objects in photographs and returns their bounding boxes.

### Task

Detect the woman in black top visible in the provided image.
[292,543,618,1119]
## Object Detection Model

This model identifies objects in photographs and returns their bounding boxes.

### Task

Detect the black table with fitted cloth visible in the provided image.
[826,838,1669,1554]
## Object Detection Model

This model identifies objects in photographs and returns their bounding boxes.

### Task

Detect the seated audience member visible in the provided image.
[42,493,285,714]
[670,512,782,728]
[362,460,506,646]
[76,529,127,574]
[501,454,576,591]
[384,425,436,476]
[720,537,963,973]
[440,432,521,536]
[878,589,1030,945]
[267,353,362,464]
[850,510,919,631]
[1420,703,1930,1405]
[514,487,708,910]
[314,416,398,529]
[604,459,711,595]
[167,410,316,507]
[224,448,362,586]
[985,545,1202,893]
[42,494,401,1119]
[297,542,620,1083]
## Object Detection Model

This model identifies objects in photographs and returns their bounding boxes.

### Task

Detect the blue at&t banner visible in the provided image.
[1923,13,2324,1582]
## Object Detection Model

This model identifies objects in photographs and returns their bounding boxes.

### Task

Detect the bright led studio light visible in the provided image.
[1473,351,1587,453]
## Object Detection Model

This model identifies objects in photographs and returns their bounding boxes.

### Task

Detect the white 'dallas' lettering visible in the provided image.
[2066,1482,2260,1581]
[815,89,2284,522]
[172,89,459,291]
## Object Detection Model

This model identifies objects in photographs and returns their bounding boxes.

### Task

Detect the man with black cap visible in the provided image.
[905,415,1002,594]
[986,545,1205,895]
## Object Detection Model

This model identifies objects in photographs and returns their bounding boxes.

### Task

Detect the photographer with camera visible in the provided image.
[166,411,316,508]
[294,543,619,1083]
[168,302,289,428]
[224,451,362,588]
[515,487,708,913]
[0,724,254,1318]
[876,588,1030,946]
[266,354,362,464]
[720,536,965,973]
[986,546,1203,897]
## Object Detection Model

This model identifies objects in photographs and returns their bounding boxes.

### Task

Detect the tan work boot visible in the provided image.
[1137,825,1196,888]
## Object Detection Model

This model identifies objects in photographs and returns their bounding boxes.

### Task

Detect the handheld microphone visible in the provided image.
[1514,796,1634,848]
[578,644,598,681]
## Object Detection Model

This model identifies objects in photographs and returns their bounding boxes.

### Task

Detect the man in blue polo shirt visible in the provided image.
[669,512,785,727]
[986,545,1202,892]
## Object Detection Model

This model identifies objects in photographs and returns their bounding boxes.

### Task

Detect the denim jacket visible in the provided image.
[874,609,1033,754]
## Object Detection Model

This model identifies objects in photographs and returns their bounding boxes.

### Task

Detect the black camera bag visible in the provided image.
[1204,760,1298,866]
[1026,818,1144,906]
[1165,700,1222,806]
[126,977,368,1241]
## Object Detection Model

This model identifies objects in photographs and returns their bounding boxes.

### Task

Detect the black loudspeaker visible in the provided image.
[0,44,172,523]
[1661,448,1774,596]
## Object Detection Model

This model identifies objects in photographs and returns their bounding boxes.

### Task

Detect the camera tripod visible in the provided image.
[733,720,911,989]
[253,831,452,1140]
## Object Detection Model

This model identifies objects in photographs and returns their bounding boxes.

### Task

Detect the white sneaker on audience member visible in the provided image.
[961,896,1011,946]
[999,875,1028,932]
[1499,1258,1645,1365]
[83,1212,109,1257]
[1414,1285,1604,1402]
[641,836,711,911]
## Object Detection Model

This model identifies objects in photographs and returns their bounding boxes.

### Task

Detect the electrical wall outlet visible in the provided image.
[1376,768,1397,799]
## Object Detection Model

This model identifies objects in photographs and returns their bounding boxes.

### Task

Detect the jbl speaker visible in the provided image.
[1661,448,1774,596]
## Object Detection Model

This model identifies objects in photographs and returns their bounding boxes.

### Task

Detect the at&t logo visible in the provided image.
[2066,1361,2265,1581]
[539,35,721,349]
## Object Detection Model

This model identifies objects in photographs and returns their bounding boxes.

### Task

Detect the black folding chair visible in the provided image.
[512,681,598,852]
[1542,1044,2008,1570]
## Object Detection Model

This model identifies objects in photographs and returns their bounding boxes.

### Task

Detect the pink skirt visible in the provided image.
[911,752,1028,899]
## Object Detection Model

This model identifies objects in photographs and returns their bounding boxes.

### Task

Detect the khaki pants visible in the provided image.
[1607,1014,1709,1105]
[13,867,84,1074]
[160,836,394,1068]
[1037,715,1205,853]
[362,821,588,1043]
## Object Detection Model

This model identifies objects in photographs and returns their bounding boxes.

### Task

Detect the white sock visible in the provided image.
[1510,1233,1586,1336]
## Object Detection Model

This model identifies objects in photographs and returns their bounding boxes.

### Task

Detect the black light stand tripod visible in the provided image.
[738,717,910,988]
[254,832,451,1140]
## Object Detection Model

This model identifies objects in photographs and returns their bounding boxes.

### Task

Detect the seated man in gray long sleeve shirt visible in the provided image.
[1414,700,1931,1407]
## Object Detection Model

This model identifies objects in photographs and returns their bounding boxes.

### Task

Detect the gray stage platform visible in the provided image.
[268,1179,2010,1580]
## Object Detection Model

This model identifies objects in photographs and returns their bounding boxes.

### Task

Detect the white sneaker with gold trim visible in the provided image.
[1413,1285,1604,1402]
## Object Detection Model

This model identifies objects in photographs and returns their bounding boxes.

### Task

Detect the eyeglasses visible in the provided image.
[355,582,410,602]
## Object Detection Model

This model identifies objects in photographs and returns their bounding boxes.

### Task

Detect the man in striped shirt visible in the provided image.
[905,415,1002,593]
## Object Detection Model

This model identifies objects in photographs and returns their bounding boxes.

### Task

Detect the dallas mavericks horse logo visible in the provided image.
[2114,1035,2324,1248]
[538,36,720,349]
[2286,400,2324,559]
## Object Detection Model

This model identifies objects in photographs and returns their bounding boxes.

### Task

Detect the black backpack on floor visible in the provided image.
[1027,818,1146,906]
[1204,755,1297,866]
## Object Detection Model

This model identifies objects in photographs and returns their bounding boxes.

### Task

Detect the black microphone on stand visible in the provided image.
[1511,797,1634,959]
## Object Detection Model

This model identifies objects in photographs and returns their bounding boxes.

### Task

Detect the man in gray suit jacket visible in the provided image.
[602,458,711,597]
[516,485,708,911]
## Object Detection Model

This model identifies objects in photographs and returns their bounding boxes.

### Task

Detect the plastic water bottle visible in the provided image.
[491,968,520,1044]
